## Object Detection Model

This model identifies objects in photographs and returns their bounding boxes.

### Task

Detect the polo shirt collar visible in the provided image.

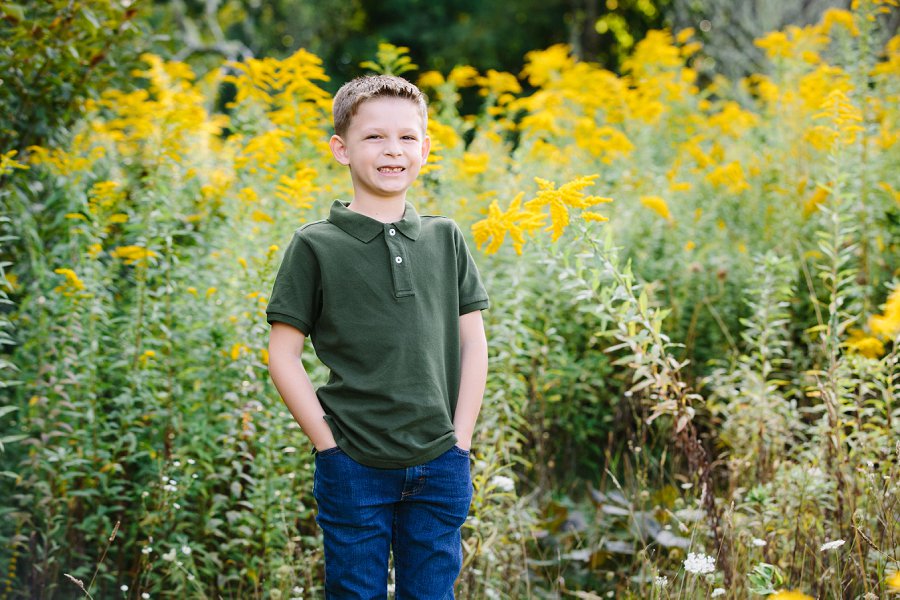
[328,200,421,242]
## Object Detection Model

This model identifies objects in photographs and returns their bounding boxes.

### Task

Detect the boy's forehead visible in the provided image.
[350,96,426,130]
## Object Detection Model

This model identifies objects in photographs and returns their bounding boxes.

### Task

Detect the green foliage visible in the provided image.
[0,0,143,151]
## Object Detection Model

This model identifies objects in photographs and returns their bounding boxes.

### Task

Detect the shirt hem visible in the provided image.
[339,436,458,469]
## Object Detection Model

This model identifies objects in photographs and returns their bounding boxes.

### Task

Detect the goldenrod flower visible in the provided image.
[457,152,490,177]
[821,8,860,36]
[528,175,611,241]
[0,150,29,176]
[886,570,900,590]
[110,245,159,265]
[640,195,674,222]
[472,192,546,255]
[448,65,479,88]
[53,268,85,296]
[275,167,318,210]
[251,210,274,224]
[706,162,750,195]
[477,69,522,97]
[770,591,814,600]
[417,71,445,89]
[520,44,574,87]
[803,186,830,217]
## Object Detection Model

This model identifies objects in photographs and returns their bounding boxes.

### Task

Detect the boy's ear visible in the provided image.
[421,135,431,165]
[330,134,351,166]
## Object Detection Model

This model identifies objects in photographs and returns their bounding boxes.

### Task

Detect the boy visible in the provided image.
[265,75,489,599]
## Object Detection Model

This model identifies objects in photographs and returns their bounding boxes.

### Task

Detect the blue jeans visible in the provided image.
[312,445,473,599]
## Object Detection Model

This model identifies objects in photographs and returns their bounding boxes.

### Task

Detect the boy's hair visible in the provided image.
[332,75,428,138]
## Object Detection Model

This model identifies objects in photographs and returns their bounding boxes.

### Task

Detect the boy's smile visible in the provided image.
[330,96,431,210]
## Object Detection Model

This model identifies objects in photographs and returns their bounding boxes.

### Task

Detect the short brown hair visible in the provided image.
[332,75,428,138]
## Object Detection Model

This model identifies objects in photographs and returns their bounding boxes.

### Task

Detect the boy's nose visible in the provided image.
[384,139,403,156]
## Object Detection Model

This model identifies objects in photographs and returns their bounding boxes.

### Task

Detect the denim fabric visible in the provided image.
[313,445,473,599]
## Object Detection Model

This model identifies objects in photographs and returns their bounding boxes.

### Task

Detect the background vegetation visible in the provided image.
[1,0,899,598]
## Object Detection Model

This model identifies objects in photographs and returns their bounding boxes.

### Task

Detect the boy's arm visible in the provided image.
[267,322,337,451]
[453,310,488,450]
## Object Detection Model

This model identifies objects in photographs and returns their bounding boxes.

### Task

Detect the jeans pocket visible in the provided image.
[316,446,344,458]
[451,445,470,457]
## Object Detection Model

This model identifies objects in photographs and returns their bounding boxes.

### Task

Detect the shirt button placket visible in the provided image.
[386,223,413,296]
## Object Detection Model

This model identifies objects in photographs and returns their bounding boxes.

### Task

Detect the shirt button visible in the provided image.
[389,228,396,236]
[395,256,403,264]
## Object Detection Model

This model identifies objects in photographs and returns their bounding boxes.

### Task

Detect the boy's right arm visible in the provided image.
[267,322,337,451]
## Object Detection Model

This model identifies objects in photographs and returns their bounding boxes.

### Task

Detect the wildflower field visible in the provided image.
[2,1,900,598]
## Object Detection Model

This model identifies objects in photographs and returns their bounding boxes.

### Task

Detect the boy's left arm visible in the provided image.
[454,310,488,450]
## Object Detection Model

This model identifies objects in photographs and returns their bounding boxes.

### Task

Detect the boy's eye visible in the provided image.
[403,136,417,141]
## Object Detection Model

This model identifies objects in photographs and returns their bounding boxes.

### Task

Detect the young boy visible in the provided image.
[265,75,490,599]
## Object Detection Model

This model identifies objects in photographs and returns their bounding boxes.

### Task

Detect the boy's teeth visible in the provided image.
[379,167,403,173]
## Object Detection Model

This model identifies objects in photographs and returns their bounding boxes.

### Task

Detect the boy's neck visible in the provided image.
[346,196,407,223]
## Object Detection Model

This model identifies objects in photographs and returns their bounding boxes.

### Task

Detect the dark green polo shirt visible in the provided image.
[266,200,490,469]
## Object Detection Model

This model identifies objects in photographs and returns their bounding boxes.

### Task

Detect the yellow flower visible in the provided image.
[685,240,696,251]
[528,175,611,241]
[803,186,830,217]
[520,44,574,87]
[770,591,814,600]
[53,268,85,295]
[238,187,259,203]
[238,257,248,270]
[187,287,198,296]
[868,287,900,339]
[206,287,217,298]
[477,69,522,97]
[230,343,245,361]
[448,65,479,88]
[640,195,673,222]
[87,243,103,259]
[260,348,269,365]
[821,8,860,37]
[886,570,900,590]
[0,150,29,176]
[110,245,159,265]
[754,31,793,59]
[846,331,885,358]
[706,162,750,195]
[275,167,319,210]
[417,71,445,89]
[472,192,546,255]
[251,210,274,224]
[457,152,490,177]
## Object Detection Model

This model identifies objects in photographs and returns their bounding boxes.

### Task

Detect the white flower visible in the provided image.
[187,574,195,581]
[683,552,716,574]
[181,545,191,555]
[752,538,767,547]
[120,584,129,592]
[712,588,726,597]
[820,539,845,551]
[141,546,152,555]
[187,458,196,465]
[490,475,515,492]
[654,576,668,587]
[173,461,181,467]
[162,548,177,562]
[142,594,150,599]
[141,491,149,498]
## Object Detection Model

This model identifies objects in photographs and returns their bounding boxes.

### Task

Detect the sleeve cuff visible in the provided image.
[459,299,490,315]
[266,312,313,336]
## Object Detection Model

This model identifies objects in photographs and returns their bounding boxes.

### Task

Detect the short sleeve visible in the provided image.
[265,230,322,335]
[453,222,490,315]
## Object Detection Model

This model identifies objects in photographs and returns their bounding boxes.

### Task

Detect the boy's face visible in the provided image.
[329,96,431,203]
